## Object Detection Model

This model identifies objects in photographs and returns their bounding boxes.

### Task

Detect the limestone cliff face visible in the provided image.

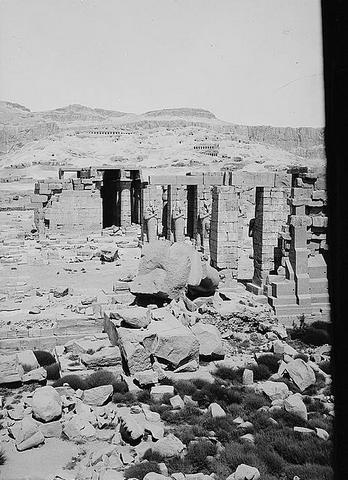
[0,102,324,159]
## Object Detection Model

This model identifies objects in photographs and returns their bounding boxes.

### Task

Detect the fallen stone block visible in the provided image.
[261,381,290,401]
[151,433,185,458]
[281,358,316,391]
[0,354,24,384]
[111,306,151,329]
[82,385,113,406]
[22,367,47,383]
[284,393,307,421]
[190,323,224,357]
[9,417,45,451]
[80,346,122,368]
[17,350,40,372]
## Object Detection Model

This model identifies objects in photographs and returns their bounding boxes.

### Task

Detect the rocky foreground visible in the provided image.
[0,220,333,480]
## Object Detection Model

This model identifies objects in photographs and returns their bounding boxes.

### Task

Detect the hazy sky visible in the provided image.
[0,0,324,127]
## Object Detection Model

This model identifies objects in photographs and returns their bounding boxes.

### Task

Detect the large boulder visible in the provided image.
[190,323,225,357]
[129,241,219,300]
[284,393,308,421]
[32,386,62,422]
[151,433,185,458]
[144,321,199,369]
[281,358,316,391]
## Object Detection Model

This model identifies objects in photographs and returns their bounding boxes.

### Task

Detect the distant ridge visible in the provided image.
[144,107,216,119]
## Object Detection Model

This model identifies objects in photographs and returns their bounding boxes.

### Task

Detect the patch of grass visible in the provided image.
[307,413,333,436]
[137,390,152,404]
[124,461,161,480]
[219,441,261,471]
[85,370,128,393]
[142,449,165,462]
[173,380,198,396]
[294,353,309,362]
[44,362,60,380]
[160,405,203,425]
[272,432,332,466]
[213,366,243,383]
[53,374,87,390]
[319,360,331,375]
[257,448,285,476]
[199,415,239,444]
[271,408,308,428]
[242,391,270,412]
[291,326,330,347]
[303,372,327,396]
[256,354,282,374]
[191,378,211,390]
[112,391,135,405]
[186,439,217,471]
[33,350,56,366]
[284,463,333,480]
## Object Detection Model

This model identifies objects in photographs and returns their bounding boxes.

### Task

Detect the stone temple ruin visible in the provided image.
[32,165,329,326]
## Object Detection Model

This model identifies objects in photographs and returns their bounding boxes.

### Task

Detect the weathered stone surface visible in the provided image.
[190,323,224,357]
[80,346,122,368]
[32,385,62,422]
[63,414,96,439]
[119,413,145,442]
[143,473,169,480]
[282,358,316,391]
[232,463,260,480]
[208,402,226,418]
[170,395,185,410]
[121,339,152,374]
[8,404,26,420]
[151,433,185,458]
[134,369,159,386]
[0,354,24,384]
[242,369,254,386]
[144,321,199,368]
[261,381,289,401]
[22,367,47,383]
[17,350,40,372]
[150,385,174,402]
[82,385,113,406]
[284,393,307,420]
[111,306,151,328]
[130,241,218,300]
[316,427,329,440]
[9,417,45,451]
[37,419,62,438]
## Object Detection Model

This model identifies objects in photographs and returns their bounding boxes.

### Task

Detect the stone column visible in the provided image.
[198,199,211,254]
[248,186,287,294]
[172,201,185,242]
[209,186,239,276]
[144,203,159,242]
[119,172,132,228]
[289,190,312,307]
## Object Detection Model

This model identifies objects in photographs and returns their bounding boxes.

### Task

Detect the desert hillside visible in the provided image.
[0,102,325,196]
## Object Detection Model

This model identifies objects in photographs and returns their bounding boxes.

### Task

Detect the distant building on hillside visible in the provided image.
[193,142,219,156]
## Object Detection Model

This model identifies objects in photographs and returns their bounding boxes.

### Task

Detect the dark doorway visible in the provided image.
[187,185,197,239]
[101,170,120,228]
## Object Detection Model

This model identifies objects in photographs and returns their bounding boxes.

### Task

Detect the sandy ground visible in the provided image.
[0,437,79,480]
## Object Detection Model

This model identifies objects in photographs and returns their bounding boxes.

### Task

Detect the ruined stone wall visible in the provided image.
[33,178,102,234]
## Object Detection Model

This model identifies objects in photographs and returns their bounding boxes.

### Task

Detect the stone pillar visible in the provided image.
[289,190,312,307]
[119,172,132,228]
[247,186,287,294]
[209,186,239,276]
[144,203,159,242]
[172,201,185,242]
[198,199,211,254]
